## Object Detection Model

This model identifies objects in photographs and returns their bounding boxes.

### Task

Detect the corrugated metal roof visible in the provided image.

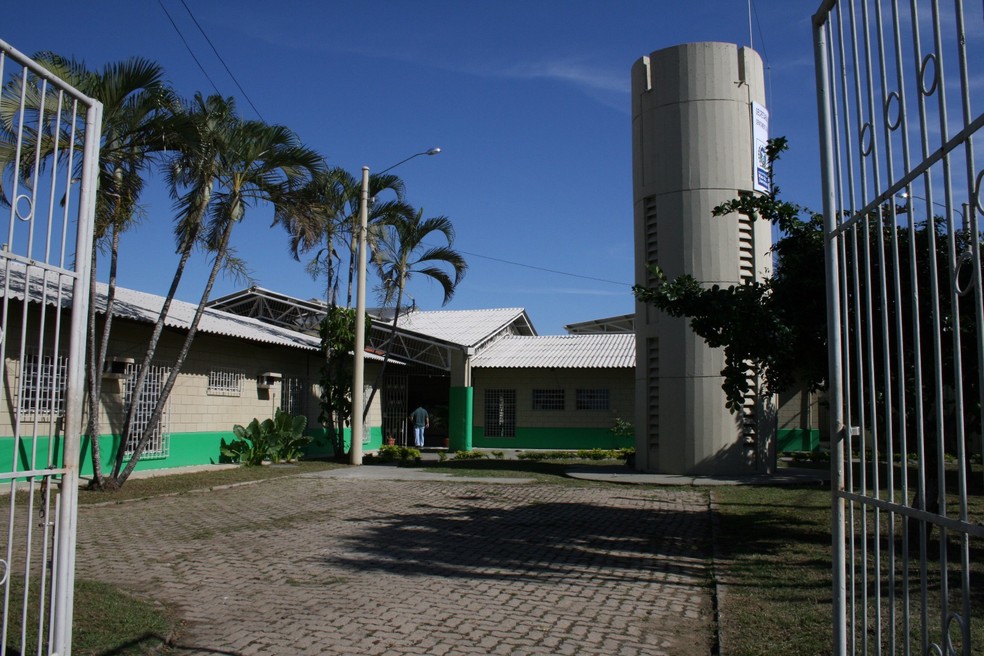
[0,262,322,352]
[470,334,635,368]
[103,286,322,351]
[385,308,536,347]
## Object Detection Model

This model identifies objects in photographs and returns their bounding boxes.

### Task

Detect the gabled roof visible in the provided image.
[470,333,635,368]
[379,307,536,348]
[0,263,321,352]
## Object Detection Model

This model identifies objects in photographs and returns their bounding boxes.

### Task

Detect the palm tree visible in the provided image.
[274,165,410,308]
[365,207,467,414]
[273,166,414,457]
[0,53,177,489]
[112,94,322,485]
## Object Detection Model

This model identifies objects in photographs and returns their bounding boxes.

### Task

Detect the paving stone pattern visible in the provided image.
[75,474,715,655]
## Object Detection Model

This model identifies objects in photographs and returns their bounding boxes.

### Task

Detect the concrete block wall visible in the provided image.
[472,368,634,431]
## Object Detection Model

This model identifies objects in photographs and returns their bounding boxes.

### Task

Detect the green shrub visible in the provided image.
[452,450,489,460]
[222,410,309,466]
[371,444,421,463]
[491,450,505,460]
[517,448,633,462]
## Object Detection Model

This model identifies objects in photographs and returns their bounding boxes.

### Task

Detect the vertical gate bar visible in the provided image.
[50,97,101,656]
[829,6,862,650]
[814,6,847,655]
[871,1,901,648]
[925,3,953,648]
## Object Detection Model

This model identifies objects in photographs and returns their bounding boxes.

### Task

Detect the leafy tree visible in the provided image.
[274,167,411,458]
[316,305,370,459]
[366,206,467,414]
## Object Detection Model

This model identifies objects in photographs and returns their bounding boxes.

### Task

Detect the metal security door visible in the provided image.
[813,2,982,654]
[383,373,408,445]
[0,40,101,655]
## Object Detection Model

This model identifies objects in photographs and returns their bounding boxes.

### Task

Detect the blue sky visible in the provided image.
[4,1,823,335]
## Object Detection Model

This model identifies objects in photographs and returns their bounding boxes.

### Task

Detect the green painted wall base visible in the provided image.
[2,425,386,477]
[472,426,632,451]
[777,428,820,452]
[1,432,232,478]
[449,386,473,452]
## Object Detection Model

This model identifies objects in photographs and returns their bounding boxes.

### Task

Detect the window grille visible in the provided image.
[280,377,306,416]
[123,362,170,459]
[484,389,516,437]
[207,368,244,396]
[532,389,564,410]
[576,388,610,411]
[17,352,68,419]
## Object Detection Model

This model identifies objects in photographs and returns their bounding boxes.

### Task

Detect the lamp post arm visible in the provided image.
[377,148,441,176]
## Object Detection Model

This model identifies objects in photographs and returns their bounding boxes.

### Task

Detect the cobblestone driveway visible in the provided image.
[75,472,715,655]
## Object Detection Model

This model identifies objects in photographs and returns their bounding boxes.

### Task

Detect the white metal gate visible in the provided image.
[0,40,101,655]
[813,1,982,654]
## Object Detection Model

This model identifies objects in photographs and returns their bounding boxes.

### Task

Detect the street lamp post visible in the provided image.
[350,148,441,465]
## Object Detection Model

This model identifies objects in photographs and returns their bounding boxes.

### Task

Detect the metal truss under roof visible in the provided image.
[207,287,327,333]
[208,288,535,373]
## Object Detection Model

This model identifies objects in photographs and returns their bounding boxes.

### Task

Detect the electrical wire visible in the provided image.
[156,0,222,96]
[456,248,631,287]
[178,0,266,122]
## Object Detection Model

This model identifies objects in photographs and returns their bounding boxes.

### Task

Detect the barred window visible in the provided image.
[280,377,306,416]
[532,389,564,411]
[18,352,68,419]
[207,368,244,396]
[484,389,516,437]
[123,362,171,459]
[576,388,610,410]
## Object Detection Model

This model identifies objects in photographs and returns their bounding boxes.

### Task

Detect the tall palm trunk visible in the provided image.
[86,213,123,488]
[116,217,233,484]
[110,220,202,481]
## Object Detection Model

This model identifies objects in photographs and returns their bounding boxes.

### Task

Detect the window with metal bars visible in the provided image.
[484,389,516,437]
[532,389,564,411]
[576,388,610,411]
[123,362,170,458]
[207,368,244,396]
[17,352,68,419]
[279,377,306,417]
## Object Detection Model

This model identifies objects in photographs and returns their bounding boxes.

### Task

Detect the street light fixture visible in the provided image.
[350,148,441,465]
[897,191,969,224]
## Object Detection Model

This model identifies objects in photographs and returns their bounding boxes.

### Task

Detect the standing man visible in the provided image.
[410,406,429,448]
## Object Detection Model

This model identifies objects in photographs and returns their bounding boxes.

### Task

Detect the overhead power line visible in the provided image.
[178,0,266,122]
[156,0,222,96]
[456,248,631,287]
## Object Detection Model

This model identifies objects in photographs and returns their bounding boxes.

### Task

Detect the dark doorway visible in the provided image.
[406,364,450,447]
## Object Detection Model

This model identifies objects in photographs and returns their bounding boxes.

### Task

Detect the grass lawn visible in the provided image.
[712,470,983,656]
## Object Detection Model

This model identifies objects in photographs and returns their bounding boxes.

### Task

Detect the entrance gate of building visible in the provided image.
[813,2,982,654]
[0,41,101,655]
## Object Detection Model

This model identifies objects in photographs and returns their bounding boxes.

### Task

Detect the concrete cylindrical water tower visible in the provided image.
[632,42,774,475]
